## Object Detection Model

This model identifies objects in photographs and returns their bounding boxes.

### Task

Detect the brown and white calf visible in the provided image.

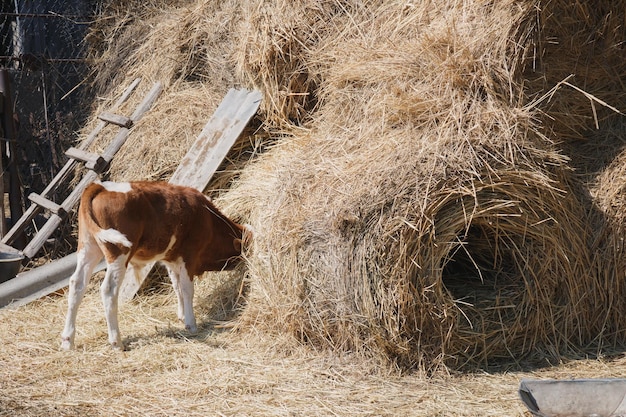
[61,180,251,350]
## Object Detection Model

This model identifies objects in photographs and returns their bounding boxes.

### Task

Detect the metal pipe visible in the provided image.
[0,253,105,308]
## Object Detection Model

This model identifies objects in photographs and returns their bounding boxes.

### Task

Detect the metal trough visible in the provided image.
[519,378,626,417]
[0,249,23,283]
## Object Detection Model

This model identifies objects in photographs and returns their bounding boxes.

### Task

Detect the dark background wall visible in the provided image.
[1,0,102,253]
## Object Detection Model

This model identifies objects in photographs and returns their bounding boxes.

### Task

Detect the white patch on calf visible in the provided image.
[96,229,133,248]
[125,235,176,284]
[98,180,132,193]
[163,235,177,256]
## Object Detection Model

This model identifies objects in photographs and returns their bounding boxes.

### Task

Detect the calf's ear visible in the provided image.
[242,224,254,245]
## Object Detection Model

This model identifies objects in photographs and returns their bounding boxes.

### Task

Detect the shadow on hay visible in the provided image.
[560,121,626,181]
[124,267,249,349]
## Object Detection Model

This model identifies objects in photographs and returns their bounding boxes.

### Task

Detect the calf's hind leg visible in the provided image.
[61,242,103,350]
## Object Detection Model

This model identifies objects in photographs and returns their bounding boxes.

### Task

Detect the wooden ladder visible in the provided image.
[1,78,163,260]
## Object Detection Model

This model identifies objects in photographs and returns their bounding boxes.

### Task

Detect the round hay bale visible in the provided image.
[217,0,603,370]
[229,0,626,369]
[583,119,626,347]
[224,86,599,369]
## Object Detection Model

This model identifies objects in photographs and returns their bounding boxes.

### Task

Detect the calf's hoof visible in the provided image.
[60,337,74,351]
[179,317,198,333]
[110,338,126,351]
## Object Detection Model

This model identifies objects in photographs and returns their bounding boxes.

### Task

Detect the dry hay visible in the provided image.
[224,0,625,370]
[235,0,344,127]
[63,0,626,372]
[583,118,626,346]
[225,70,597,368]
[520,1,626,141]
[535,0,626,352]
[0,279,580,416]
[4,285,626,416]
[82,0,254,188]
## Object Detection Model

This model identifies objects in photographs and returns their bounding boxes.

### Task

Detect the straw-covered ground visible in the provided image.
[2,273,626,417]
[2,0,626,414]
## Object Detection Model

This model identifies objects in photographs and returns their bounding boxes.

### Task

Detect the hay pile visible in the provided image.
[78,0,626,369]
[82,0,245,186]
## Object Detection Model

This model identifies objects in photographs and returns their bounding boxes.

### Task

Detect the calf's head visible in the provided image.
[206,214,254,272]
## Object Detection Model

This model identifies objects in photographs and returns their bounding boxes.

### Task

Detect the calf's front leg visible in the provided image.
[166,260,197,333]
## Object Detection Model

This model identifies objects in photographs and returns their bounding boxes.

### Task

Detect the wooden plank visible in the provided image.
[21,82,163,259]
[119,88,262,302]
[1,77,142,247]
[98,111,133,128]
[65,147,108,173]
[65,147,102,164]
[170,88,262,191]
[27,193,65,216]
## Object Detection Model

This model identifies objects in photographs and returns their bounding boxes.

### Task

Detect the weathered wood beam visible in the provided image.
[65,147,107,173]
[98,111,133,128]
[27,193,65,216]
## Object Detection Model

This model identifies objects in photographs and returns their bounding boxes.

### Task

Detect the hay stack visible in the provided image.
[585,119,626,346]
[532,0,626,350]
[224,0,607,369]
[227,106,598,369]
[521,0,626,141]
[84,0,245,185]
[81,0,626,369]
